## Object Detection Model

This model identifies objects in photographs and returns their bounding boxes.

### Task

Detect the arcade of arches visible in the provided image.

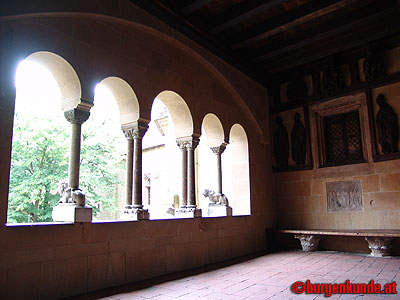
[1,1,400,299]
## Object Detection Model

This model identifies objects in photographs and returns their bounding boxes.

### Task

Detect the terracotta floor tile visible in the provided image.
[65,251,400,300]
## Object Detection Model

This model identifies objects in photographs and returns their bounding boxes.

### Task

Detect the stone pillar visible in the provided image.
[52,107,92,222]
[121,121,149,220]
[122,126,134,207]
[211,143,227,195]
[65,108,90,191]
[175,135,202,218]
[176,140,188,208]
[208,142,232,217]
[186,136,200,208]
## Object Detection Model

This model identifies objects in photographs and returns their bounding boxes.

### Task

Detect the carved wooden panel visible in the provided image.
[327,180,363,212]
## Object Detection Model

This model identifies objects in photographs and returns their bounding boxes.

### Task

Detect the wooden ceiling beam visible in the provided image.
[231,0,366,49]
[209,0,288,34]
[181,0,214,14]
[266,16,400,74]
[252,7,394,63]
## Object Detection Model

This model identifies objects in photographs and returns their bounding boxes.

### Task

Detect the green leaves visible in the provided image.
[8,112,125,223]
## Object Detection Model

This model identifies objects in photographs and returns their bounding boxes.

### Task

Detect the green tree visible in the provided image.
[7,113,124,223]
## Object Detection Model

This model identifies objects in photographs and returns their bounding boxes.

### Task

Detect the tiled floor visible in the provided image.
[67,251,400,300]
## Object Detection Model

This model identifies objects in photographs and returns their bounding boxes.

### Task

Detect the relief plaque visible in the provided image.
[327,180,362,212]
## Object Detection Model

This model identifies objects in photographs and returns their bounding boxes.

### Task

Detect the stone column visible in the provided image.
[186,136,200,208]
[211,143,227,195]
[52,107,92,222]
[121,121,149,220]
[122,126,134,207]
[208,142,232,217]
[64,108,90,192]
[175,135,201,218]
[176,140,188,208]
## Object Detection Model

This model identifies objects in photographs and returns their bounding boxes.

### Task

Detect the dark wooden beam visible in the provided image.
[231,0,365,50]
[266,15,400,74]
[209,0,287,34]
[181,0,214,14]
[253,7,394,63]
[129,0,266,86]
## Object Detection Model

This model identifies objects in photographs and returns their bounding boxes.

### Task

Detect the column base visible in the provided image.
[294,234,321,252]
[207,204,232,217]
[121,206,149,221]
[52,203,92,222]
[365,237,393,257]
[175,207,202,218]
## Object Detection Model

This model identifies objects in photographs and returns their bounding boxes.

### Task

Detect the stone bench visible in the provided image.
[277,229,400,257]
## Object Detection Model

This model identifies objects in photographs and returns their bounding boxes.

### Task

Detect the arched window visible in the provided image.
[142,91,194,219]
[8,51,80,223]
[224,124,251,216]
[197,113,228,217]
[80,82,126,221]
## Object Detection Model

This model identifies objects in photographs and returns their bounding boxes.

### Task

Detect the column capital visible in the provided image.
[176,135,200,150]
[211,142,228,155]
[122,121,149,139]
[64,108,90,125]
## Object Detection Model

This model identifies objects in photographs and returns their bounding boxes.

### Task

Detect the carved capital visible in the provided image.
[211,143,228,155]
[294,234,321,252]
[122,121,148,140]
[64,108,90,125]
[176,135,200,150]
[365,237,393,257]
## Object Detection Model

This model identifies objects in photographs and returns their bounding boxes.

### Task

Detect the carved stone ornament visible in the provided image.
[64,108,90,124]
[203,189,229,206]
[273,116,289,167]
[286,72,307,101]
[365,237,393,257]
[294,234,321,252]
[327,180,362,212]
[58,179,86,206]
[291,113,306,165]
[210,143,227,155]
[363,47,385,82]
[322,61,344,97]
[122,122,148,139]
[176,136,200,150]
[376,94,399,154]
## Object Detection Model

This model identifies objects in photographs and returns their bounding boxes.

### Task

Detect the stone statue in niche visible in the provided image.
[322,61,343,97]
[327,181,362,212]
[363,47,385,82]
[291,113,307,165]
[273,116,289,167]
[376,94,399,154]
[286,72,307,101]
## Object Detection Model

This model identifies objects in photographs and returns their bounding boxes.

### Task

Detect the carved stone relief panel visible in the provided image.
[327,180,363,212]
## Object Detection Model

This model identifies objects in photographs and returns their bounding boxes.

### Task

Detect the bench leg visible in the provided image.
[294,234,321,252]
[365,237,393,257]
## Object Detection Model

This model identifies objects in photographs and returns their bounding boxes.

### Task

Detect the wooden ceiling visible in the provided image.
[132,0,400,86]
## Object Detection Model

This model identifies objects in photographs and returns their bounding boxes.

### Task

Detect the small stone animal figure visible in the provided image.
[72,189,86,206]
[203,189,229,206]
[58,179,86,206]
[58,179,72,203]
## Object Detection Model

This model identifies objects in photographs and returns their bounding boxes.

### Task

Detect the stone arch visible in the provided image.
[24,51,82,111]
[98,77,139,125]
[223,123,251,216]
[155,90,193,138]
[201,113,225,147]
